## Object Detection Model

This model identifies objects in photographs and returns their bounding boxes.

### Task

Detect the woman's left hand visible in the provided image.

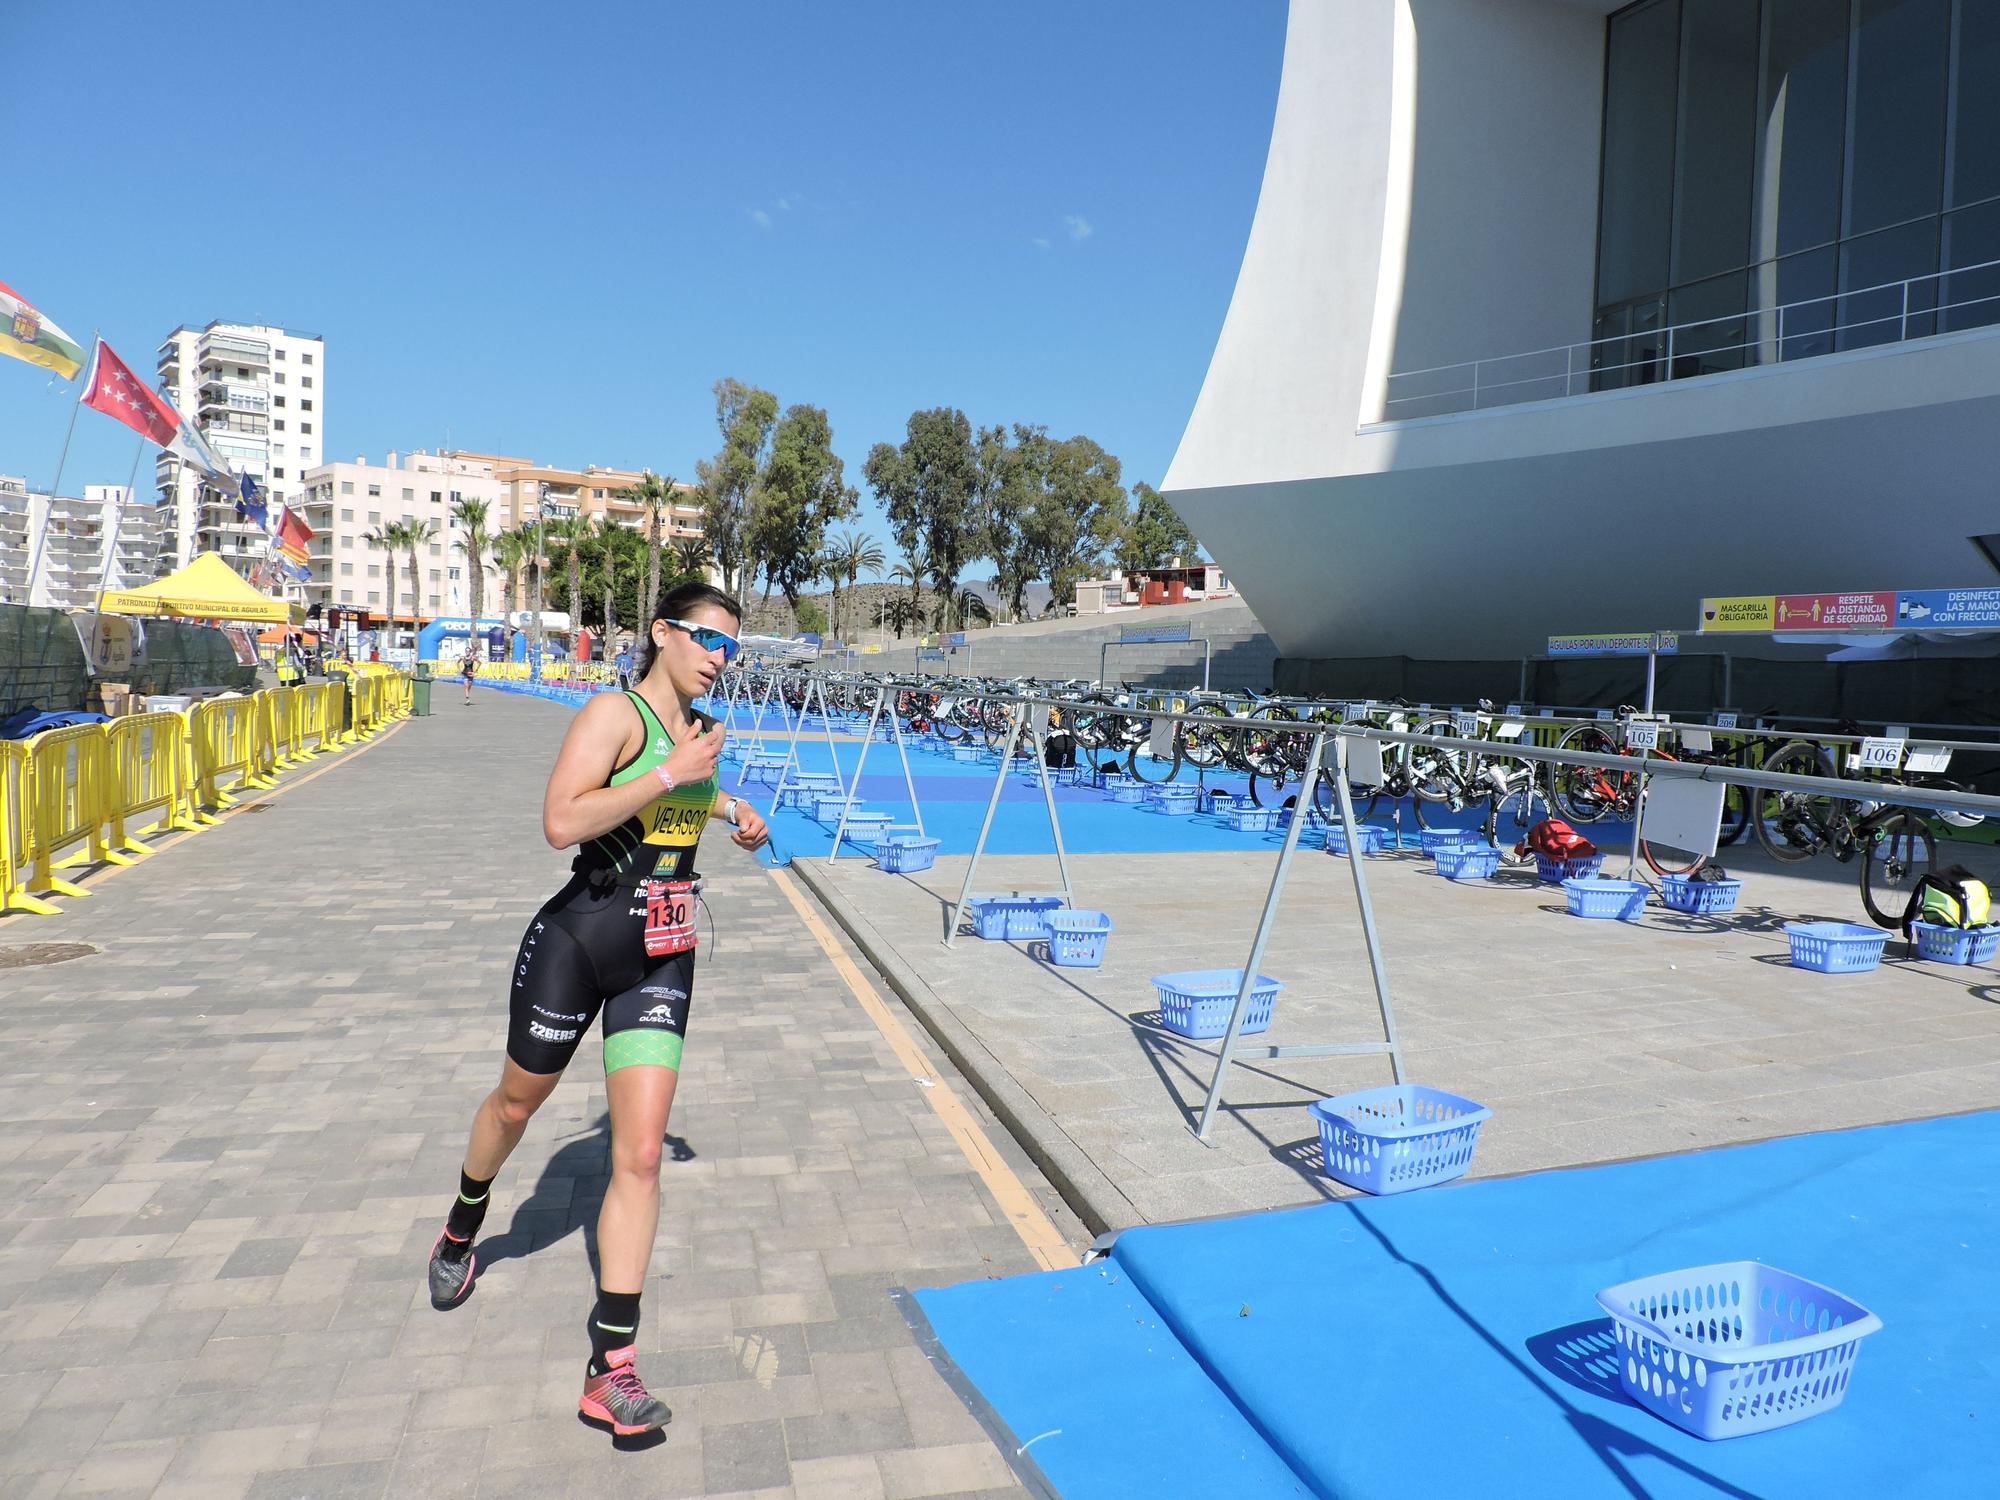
[729,802,770,851]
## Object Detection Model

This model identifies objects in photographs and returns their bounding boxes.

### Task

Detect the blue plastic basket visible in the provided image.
[1784,922,1889,973]
[876,834,939,873]
[1910,920,2000,965]
[834,812,894,846]
[1152,970,1281,1040]
[1309,1085,1491,1196]
[1152,786,1200,816]
[811,792,858,821]
[1207,790,1240,814]
[950,745,987,763]
[1323,823,1388,857]
[967,895,1064,941]
[1433,845,1502,881]
[1224,805,1281,833]
[1420,827,1478,855]
[1067,763,1109,788]
[1658,874,1744,914]
[1595,1262,1883,1440]
[742,756,790,784]
[1109,783,1148,804]
[1563,877,1649,921]
[1045,910,1113,967]
[1536,852,1606,883]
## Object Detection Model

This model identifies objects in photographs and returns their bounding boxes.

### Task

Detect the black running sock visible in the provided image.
[587,1289,643,1376]
[439,1169,494,1260]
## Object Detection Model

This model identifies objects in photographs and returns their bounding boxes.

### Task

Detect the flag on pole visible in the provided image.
[167,417,243,500]
[80,338,180,445]
[0,280,84,379]
[274,504,313,564]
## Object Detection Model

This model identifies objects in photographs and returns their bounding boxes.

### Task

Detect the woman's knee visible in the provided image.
[611,1132,664,1179]
[494,1072,557,1127]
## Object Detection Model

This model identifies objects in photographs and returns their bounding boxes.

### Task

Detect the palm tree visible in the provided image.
[451,497,492,634]
[403,518,437,635]
[826,527,883,642]
[545,516,589,641]
[591,512,622,645]
[873,593,917,640]
[673,536,710,584]
[362,525,398,645]
[490,528,527,663]
[618,472,674,638]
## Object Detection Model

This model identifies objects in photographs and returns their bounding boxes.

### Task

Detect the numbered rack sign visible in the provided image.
[1714,711,1739,729]
[1595,709,1614,721]
[1452,712,1480,738]
[1624,721,1661,751]
[1857,737,1905,771]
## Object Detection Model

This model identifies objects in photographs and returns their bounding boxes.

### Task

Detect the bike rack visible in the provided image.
[1193,730,1407,1141]
[827,684,928,861]
[761,675,848,832]
[943,708,1077,948]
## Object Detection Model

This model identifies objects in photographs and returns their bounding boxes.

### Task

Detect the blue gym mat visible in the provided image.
[710,728,1635,863]
[914,1111,2000,1498]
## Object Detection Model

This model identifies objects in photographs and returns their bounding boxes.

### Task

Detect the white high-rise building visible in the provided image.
[154,321,324,600]
[0,477,161,609]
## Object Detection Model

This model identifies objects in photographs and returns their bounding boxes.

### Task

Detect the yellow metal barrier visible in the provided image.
[297,681,341,755]
[104,712,198,854]
[190,696,275,814]
[350,674,379,737]
[1,740,56,915]
[25,724,127,902]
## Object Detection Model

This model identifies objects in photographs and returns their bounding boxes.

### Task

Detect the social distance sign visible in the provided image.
[1700,588,2000,633]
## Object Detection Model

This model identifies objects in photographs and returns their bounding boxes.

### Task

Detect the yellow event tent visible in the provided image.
[96,551,304,625]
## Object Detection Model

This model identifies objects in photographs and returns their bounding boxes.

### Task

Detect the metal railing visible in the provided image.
[1380,253,2000,422]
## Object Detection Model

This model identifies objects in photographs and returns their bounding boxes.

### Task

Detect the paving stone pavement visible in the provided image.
[0,691,1083,1498]
[804,832,2000,1229]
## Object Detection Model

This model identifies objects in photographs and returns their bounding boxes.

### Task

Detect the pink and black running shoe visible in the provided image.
[427,1228,476,1311]
[579,1346,672,1436]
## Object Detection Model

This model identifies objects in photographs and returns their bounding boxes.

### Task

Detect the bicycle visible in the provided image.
[1751,738,1937,927]
[1548,714,1752,877]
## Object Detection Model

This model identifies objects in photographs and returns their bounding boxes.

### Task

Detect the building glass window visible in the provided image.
[1595,0,1987,385]
[341,562,354,576]
[341,480,354,495]
[368,485,381,497]
[341,507,355,522]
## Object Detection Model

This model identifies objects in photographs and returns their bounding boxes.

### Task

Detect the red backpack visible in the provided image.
[1521,818,1598,862]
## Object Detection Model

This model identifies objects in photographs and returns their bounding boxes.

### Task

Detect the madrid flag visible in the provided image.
[81,338,181,446]
[274,504,314,564]
[0,280,84,379]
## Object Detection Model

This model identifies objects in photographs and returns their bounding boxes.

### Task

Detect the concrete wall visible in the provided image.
[819,602,1280,693]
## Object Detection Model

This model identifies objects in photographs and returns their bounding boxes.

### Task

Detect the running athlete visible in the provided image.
[460,648,477,705]
[424,581,767,1438]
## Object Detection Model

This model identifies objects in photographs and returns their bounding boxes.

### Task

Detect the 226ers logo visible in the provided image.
[643,801,707,843]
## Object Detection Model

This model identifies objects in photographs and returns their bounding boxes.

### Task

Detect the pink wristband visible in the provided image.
[654,765,677,793]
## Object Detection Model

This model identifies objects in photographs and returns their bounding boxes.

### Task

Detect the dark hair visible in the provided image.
[634,580,744,679]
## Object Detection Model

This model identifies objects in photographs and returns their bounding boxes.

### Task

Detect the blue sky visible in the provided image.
[2,1,1285,566]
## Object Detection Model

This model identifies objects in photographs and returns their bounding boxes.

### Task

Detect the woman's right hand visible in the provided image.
[663,723,725,787]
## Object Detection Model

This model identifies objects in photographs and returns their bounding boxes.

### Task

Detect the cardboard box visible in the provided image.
[96,682,134,717]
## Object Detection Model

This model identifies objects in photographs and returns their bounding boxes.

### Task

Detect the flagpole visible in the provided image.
[91,431,149,612]
[21,332,95,607]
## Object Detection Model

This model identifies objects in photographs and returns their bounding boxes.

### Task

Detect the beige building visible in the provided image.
[294,450,704,628]
[295,451,509,626]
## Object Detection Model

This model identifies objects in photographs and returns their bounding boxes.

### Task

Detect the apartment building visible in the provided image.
[154,320,324,590]
[0,477,162,609]
[460,453,705,541]
[295,451,509,625]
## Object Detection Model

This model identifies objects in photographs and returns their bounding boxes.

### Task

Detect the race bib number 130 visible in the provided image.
[643,879,698,957]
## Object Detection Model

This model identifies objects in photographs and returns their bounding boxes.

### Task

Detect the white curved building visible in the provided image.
[1166,0,2000,664]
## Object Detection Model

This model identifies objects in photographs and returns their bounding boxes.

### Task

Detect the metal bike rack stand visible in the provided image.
[762,674,848,831]
[1098,636,1212,693]
[1193,730,1405,1142]
[827,685,927,861]
[741,669,787,758]
[943,709,1076,948]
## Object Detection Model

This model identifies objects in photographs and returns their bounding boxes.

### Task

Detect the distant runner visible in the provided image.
[424,581,768,1439]
[460,648,477,705]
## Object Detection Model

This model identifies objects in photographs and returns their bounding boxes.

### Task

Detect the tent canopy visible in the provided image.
[97,551,303,626]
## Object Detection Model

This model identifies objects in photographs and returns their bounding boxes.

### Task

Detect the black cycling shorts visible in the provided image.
[506,873,696,1076]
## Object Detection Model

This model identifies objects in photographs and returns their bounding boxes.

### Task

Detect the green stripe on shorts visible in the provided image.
[604,1030,684,1074]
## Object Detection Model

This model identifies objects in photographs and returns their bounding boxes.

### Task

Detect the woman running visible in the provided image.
[425,581,766,1437]
[460,647,477,705]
